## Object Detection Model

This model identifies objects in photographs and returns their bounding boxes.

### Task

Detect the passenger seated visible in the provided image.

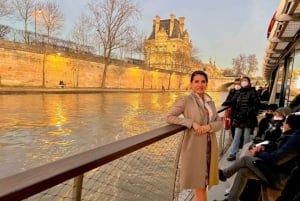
[58,80,65,88]
[255,104,278,139]
[219,114,300,201]
[253,106,290,146]
[224,106,286,199]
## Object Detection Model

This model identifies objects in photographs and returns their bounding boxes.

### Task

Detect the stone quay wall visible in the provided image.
[0,40,230,91]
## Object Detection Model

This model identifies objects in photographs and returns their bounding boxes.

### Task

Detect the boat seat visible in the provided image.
[261,184,281,201]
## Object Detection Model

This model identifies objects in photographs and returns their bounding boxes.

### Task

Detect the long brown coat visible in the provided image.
[166,92,222,190]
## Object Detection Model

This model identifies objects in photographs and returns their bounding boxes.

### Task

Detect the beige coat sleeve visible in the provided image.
[209,113,223,133]
[166,96,193,128]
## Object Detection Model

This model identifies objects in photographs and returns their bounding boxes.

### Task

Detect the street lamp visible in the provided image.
[34,7,36,41]
[33,8,43,42]
[33,8,40,42]
[42,52,46,87]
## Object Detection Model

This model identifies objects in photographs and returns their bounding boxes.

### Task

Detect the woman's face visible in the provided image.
[241,78,250,88]
[282,120,292,133]
[191,74,207,95]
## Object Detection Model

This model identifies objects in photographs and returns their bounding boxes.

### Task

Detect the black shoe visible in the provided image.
[219,169,227,182]
[227,154,236,161]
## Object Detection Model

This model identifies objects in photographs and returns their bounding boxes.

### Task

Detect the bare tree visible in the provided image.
[130,32,145,59]
[71,14,93,51]
[173,49,192,89]
[11,0,36,44]
[222,68,235,76]
[114,47,127,87]
[232,54,258,76]
[0,0,12,18]
[232,54,247,75]
[88,0,140,88]
[0,24,10,38]
[173,49,192,73]
[247,54,258,75]
[36,0,64,43]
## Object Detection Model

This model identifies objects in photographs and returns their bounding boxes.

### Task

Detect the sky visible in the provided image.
[59,0,281,75]
[1,0,281,76]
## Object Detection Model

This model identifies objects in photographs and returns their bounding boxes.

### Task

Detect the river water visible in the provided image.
[0,91,226,179]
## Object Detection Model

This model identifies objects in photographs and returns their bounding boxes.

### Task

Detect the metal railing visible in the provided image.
[0,107,229,201]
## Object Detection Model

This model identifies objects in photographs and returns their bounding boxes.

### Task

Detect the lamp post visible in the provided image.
[34,7,36,41]
[33,8,43,42]
[72,64,79,88]
[42,51,46,87]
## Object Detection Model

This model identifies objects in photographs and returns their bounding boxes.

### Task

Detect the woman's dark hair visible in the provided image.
[242,76,251,83]
[190,70,208,83]
[285,114,300,130]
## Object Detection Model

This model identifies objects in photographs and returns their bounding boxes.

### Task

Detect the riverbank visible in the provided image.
[0,87,187,94]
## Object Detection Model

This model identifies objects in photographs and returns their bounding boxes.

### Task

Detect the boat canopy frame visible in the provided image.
[263,0,300,106]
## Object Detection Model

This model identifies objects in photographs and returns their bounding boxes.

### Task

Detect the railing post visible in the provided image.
[72,174,84,201]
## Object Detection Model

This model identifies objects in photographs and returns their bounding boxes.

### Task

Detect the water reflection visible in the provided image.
[0,92,225,178]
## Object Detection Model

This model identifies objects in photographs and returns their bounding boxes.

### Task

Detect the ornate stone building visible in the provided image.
[144,14,193,73]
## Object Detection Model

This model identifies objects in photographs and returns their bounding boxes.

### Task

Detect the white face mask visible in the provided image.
[234,85,241,90]
[273,116,283,121]
[241,81,249,88]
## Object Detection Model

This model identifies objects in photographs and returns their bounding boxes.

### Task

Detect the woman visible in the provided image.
[227,76,260,161]
[166,70,222,201]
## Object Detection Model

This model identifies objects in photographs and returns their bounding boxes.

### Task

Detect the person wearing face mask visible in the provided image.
[218,114,300,201]
[262,107,291,143]
[222,78,242,105]
[222,78,241,138]
[226,76,260,161]
[255,104,278,140]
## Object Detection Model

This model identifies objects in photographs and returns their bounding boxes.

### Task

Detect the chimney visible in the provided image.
[179,17,185,33]
[155,15,160,34]
[169,14,175,37]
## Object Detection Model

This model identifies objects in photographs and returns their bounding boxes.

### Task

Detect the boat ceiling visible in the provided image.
[263,0,300,80]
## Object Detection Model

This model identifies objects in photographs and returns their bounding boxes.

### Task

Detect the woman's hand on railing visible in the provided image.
[192,122,211,136]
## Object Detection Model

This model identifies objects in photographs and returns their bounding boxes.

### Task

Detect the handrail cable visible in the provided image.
[0,125,185,201]
[0,106,229,201]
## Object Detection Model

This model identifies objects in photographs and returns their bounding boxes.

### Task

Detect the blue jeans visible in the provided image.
[229,127,251,156]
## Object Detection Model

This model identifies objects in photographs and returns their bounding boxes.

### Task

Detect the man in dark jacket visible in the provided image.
[222,78,241,138]
[219,114,300,201]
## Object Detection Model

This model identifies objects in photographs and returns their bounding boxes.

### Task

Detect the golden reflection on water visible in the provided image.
[121,93,187,137]
[46,99,69,135]
[121,94,149,137]
[0,92,226,178]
